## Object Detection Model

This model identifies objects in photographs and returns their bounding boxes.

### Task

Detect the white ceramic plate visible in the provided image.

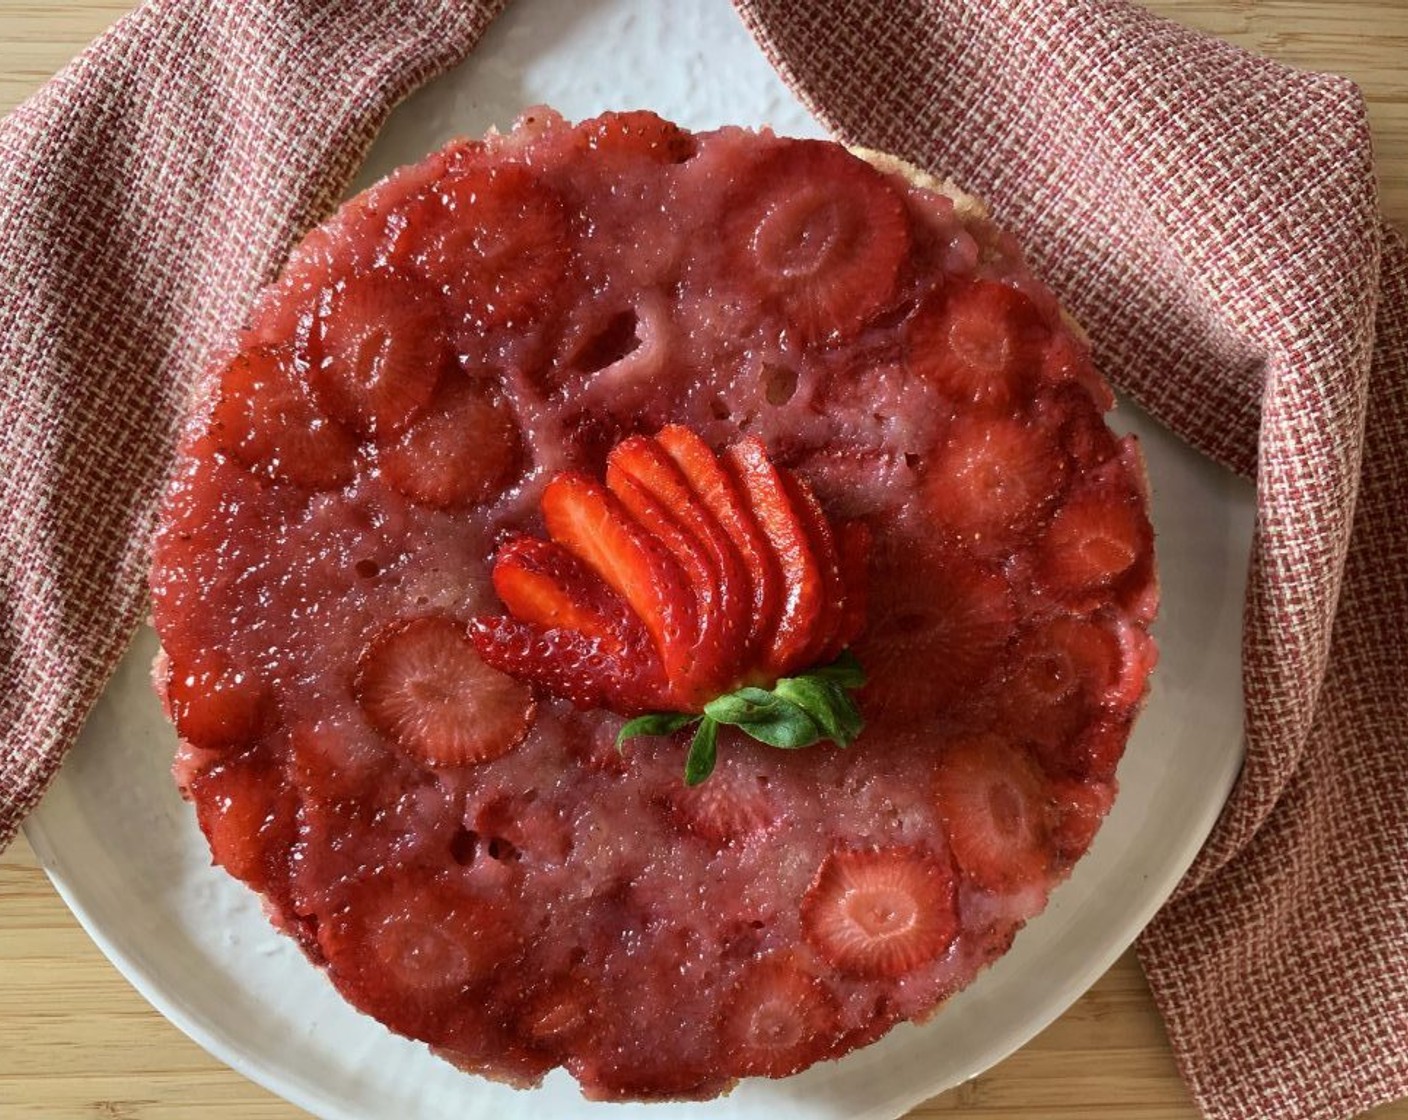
[24,1,1256,1117]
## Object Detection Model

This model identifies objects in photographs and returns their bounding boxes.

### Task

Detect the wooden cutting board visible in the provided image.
[1,3,1405,1118]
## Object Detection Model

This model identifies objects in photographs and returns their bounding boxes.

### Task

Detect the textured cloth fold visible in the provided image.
[0,0,504,847]
[1,2,1405,1119]
[731,2,1407,1118]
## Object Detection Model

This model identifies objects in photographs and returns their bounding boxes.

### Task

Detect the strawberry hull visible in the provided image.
[150,109,1158,1100]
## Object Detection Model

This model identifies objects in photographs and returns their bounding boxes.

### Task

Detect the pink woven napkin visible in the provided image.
[1,3,1404,1119]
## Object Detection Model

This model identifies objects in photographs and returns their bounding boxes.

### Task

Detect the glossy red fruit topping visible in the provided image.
[1039,451,1154,603]
[583,110,696,163]
[287,722,388,802]
[318,868,518,1020]
[163,647,270,750]
[923,415,1068,550]
[474,429,867,714]
[721,957,840,1078]
[404,163,569,329]
[906,280,1050,410]
[800,847,959,978]
[999,616,1123,750]
[309,268,448,437]
[607,435,750,699]
[656,424,782,659]
[1049,777,1116,862]
[356,616,536,767]
[856,542,1015,724]
[663,753,778,845]
[729,141,911,344]
[725,437,826,678]
[933,735,1053,891]
[210,346,357,489]
[379,379,523,508]
[187,750,296,893]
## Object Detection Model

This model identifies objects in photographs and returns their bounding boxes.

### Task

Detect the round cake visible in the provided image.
[149,108,1158,1100]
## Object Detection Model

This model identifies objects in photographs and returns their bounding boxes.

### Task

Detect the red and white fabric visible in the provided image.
[1,2,1403,1118]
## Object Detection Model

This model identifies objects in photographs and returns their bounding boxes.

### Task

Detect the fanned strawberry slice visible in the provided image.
[729,140,911,344]
[656,425,781,660]
[490,536,645,650]
[800,847,958,978]
[541,472,698,704]
[780,471,847,664]
[906,280,1049,410]
[405,163,569,329]
[923,415,1068,551]
[210,346,357,490]
[725,437,824,678]
[933,735,1053,891]
[516,972,600,1050]
[356,616,535,767]
[607,435,750,699]
[721,957,841,1078]
[469,616,667,714]
[309,268,448,438]
[380,378,523,508]
[163,646,271,751]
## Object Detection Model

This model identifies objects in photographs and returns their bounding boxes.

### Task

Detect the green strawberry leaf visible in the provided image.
[683,717,719,785]
[704,688,824,749]
[810,649,866,689]
[774,675,863,747]
[616,711,699,752]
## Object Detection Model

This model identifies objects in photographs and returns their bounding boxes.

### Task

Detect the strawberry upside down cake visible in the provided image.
[149,108,1158,1100]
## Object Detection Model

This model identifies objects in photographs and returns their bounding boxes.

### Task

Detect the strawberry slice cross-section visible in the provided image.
[471,428,871,764]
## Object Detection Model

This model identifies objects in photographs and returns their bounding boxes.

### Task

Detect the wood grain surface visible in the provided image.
[1,3,1405,1118]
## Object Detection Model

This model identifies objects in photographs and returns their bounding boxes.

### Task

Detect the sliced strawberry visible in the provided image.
[581,110,696,163]
[404,163,569,329]
[1038,453,1154,604]
[472,792,574,866]
[318,867,519,1031]
[728,140,911,344]
[1112,618,1159,707]
[287,721,389,802]
[490,536,645,649]
[855,540,1016,725]
[210,346,357,489]
[1049,777,1116,862]
[1046,383,1122,470]
[999,616,1123,750]
[800,847,958,978]
[187,748,297,895]
[725,437,824,678]
[469,615,667,714]
[309,268,447,438]
[1041,330,1115,412]
[608,435,750,699]
[516,972,599,1051]
[822,519,872,658]
[906,280,1049,410]
[721,957,841,1078]
[656,425,782,661]
[379,378,522,508]
[663,752,777,845]
[163,647,271,751]
[780,471,847,664]
[540,472,698,705]
[933,735,1052,891]
[1035,714,1134,784]
[356,616,535,766]
[923,415,1068,551]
